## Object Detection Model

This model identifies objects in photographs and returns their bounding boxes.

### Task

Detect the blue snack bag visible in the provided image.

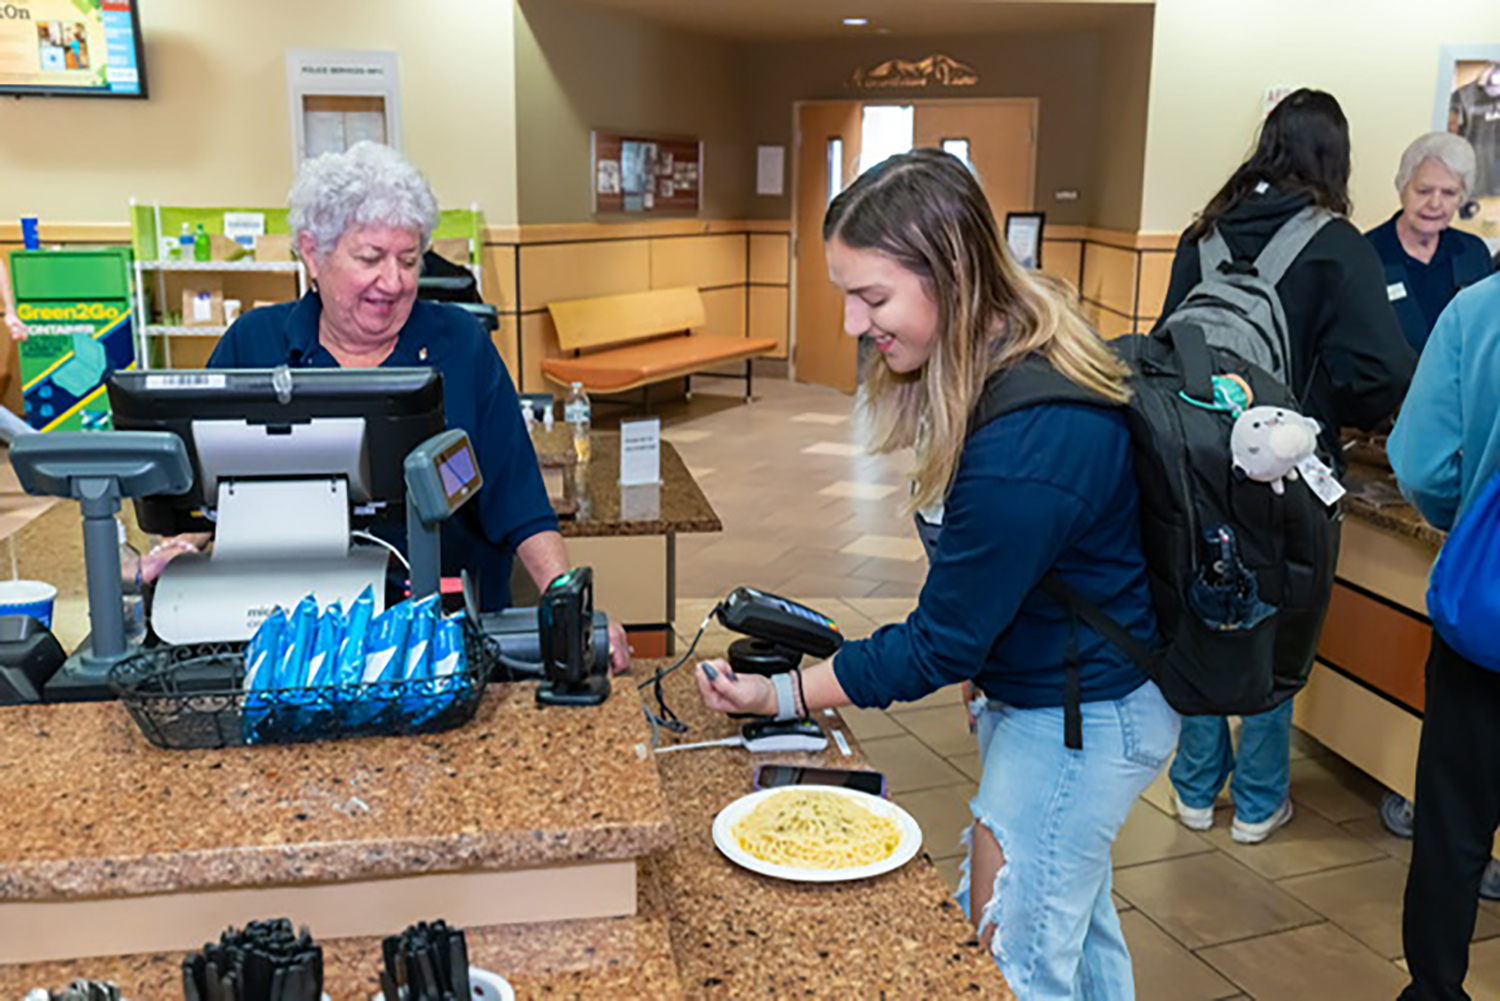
[361,600,412,685]
[415,616,467,724]
[336,586,376,687]
[273,594,320,690]
[432,617,465,681]
[244,609,288,691]
[404,593,440,681]
[305,601,345,689]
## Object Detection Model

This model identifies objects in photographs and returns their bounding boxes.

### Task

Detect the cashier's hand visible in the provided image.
[608,619,632,674]
[695,659,776,717]
[4,313,27,342]
[140,534,208,583]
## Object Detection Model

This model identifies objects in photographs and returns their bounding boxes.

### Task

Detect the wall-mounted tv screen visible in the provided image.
[0,0,146,98]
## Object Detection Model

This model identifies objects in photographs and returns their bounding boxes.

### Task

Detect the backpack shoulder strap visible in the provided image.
[972,355,1118,436]
[1199,227,1233,282]
[1251,206,1334,286]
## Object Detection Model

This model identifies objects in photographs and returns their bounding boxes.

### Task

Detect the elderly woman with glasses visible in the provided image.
[1365,132,1494,354]
[153,142,630,670]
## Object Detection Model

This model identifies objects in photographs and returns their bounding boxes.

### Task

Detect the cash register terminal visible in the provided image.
[5,366,611,702]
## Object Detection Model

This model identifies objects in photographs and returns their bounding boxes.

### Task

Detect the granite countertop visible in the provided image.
[533,430,722,538]
[1342,461,1445,550]
[0,910,686,999]
[0,684,674,901]
[640,659,1013,999]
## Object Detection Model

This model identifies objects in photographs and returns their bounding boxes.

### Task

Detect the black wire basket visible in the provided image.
[109,618,498,750]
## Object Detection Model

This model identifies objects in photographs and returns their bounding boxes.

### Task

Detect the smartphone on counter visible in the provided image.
[753,764,888,798]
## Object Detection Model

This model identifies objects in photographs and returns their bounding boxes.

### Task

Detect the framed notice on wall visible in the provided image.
[592,131,702,216]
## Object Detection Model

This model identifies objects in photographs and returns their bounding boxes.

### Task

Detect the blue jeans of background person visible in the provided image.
[956,681,1179,1001]
[1169,699,1294,824]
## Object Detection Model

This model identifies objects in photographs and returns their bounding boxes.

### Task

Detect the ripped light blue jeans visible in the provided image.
[957,681,1179,1000]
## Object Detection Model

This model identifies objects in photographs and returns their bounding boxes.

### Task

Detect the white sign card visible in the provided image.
[619,417,662,486]
[756,145,786,196]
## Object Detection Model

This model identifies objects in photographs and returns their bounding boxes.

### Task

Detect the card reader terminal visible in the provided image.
[716,586,843,659]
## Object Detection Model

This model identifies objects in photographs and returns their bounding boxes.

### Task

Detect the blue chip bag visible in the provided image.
[432,617,465,681]
[273,595,320,690]
[361,600,412,686]
[336,586,376,688]
[244,609,288,692]
[305,601,345,689]
[414,616,467,725]
[403,593,440,682]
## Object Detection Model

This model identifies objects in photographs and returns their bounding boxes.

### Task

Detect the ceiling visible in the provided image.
[545,0,1153,41]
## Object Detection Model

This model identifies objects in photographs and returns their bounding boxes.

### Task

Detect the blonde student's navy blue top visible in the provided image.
[208,292,559,610]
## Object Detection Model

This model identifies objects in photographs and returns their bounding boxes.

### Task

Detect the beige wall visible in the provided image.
[1094,10,1154,232]
[513,0,749,224]
[740,29,1144,228]
[0,0,519,224]
[1141,0,1500,235]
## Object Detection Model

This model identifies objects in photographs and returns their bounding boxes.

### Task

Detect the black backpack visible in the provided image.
[974,326,1340,737]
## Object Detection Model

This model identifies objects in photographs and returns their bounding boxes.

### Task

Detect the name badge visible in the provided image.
[1387,282,1407,302]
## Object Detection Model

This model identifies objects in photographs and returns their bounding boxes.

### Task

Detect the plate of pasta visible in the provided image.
[712,785,923,882]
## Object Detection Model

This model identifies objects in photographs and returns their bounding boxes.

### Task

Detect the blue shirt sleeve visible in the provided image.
[832,412,1099,709]
[1390,297,1466,531]
[468,338,559,554]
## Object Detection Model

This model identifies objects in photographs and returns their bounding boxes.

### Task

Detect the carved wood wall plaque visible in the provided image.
[851,54,979,90]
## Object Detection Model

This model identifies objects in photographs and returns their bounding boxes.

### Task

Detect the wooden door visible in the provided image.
[793,102,862,394]
[914,100,1037,226]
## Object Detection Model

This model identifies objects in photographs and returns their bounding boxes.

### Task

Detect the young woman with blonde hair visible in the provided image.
[693,149,1177,999]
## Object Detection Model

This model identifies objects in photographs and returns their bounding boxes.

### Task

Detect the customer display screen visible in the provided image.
[0,0,147,98]
[437,440,479,501]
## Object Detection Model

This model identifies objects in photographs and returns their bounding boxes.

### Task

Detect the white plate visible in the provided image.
[371,966,513,1001]
[712,785,923,883]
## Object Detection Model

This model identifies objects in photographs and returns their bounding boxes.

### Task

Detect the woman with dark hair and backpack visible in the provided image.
[690,149,1178,999]
[1159,88,1415,843]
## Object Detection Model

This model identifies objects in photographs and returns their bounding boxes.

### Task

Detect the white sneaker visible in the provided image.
[1232,800,1294,844]
[1173,793,1215,831]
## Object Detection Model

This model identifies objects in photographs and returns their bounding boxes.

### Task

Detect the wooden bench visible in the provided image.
[542,286,777,403]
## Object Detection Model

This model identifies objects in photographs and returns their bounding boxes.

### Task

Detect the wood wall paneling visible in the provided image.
[1040,239,1083,296]
[749,233,790,286]
[1081,241,1139,317]
[1083,302,1137,340]
[493,314,519,387]
[483,244,518,313]
[519,239,651,312]
[650,234,746,291]
[1136,250,1175,322]
[749,285,789,358]
[699,286,747,340]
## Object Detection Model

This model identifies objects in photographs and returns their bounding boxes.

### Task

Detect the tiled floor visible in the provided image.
[651,373,1500,1000]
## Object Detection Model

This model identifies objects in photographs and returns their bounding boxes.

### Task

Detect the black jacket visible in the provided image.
[1158,188,1417,448]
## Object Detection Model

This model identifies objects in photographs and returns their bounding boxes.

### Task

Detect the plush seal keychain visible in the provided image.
[1230,406,1321,495]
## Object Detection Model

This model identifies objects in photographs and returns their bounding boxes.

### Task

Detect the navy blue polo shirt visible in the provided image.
[207,293,559,610]
[1366,213,1495,352]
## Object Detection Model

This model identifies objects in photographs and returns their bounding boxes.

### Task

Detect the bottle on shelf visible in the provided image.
[564,381,592,464]
[193,223,212,262]
[541,397,556,432]
[521,399,537,439]
[118,519,146,646]
[178,222,195,262]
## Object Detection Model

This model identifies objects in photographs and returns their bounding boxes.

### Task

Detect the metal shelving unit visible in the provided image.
[130,201,308,369]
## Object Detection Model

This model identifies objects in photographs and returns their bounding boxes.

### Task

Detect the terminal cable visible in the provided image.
[640,603,722,745]
[351,530,411,573]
